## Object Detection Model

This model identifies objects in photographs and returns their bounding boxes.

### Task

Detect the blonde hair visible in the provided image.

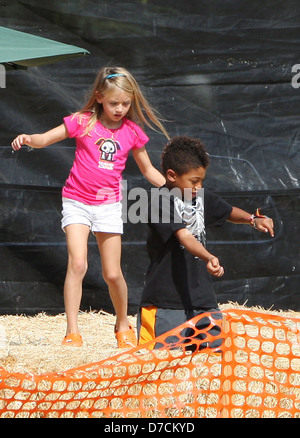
[76,66,169,139]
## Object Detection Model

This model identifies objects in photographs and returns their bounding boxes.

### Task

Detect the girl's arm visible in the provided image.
[175,228,224,277]
[132,146,166,187]
[11,124,68,151]
[228,206,274,237]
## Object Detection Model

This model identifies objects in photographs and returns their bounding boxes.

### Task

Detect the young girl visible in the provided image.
[11,66,169,348]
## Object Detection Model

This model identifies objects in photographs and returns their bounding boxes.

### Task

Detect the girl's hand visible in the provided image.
[207,256,224,277]
[11,125,68,150]
[11,134,31,151]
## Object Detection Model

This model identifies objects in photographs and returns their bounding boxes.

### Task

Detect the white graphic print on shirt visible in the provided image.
[174,194,206,248]
[96,138,121,170]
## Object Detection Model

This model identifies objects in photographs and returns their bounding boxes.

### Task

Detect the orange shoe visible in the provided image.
[62,333,83,347]
[115,325,137,349]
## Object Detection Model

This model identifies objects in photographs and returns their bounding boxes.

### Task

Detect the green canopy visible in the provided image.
[0,26,89,69]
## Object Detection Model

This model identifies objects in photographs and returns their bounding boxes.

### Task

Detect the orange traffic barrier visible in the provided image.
[0,308,299,418]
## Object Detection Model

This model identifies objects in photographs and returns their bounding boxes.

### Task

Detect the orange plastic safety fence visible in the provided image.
[0,308,299,418]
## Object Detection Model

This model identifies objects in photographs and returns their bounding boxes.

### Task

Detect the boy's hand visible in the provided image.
[254,217,274,237]
[11,134,31,151]
[207,256,224,277]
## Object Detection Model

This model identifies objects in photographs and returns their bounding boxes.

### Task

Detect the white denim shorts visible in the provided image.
[61,197,123,234]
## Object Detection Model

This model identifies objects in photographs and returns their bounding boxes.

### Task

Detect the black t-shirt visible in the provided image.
[141,187,232,310]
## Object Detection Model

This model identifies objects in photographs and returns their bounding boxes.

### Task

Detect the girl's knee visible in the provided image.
[68,257,88,277]
[103,270,124,287]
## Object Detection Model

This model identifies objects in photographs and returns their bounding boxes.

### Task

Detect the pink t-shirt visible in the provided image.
[62,113,149,205]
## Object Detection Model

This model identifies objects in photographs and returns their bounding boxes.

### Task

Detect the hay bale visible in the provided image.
[0,311,136,374]
[0,302,299,375]
[0,303,300,418]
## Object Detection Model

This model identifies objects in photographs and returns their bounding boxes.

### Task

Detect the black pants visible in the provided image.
[138,306,223,351]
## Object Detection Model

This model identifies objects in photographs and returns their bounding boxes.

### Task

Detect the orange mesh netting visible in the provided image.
[0,308,299,418]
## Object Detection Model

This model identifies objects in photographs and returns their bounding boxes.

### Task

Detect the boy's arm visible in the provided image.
[228,206,274,237]
[11,124,68,150]
[132,146,166,187]
[174,228,224,277]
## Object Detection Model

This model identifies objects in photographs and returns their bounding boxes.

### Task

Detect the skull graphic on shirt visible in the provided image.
[96,138,121,170]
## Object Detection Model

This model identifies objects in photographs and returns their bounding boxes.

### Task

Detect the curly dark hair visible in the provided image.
[161,136,209,175]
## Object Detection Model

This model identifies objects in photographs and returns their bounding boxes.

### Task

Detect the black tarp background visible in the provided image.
[0,0,299,315]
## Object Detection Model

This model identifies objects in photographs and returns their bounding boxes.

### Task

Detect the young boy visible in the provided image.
[138,136,274,346]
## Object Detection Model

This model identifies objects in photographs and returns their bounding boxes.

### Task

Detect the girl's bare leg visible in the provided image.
[63,224,90,335]
[95,232,130,333]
